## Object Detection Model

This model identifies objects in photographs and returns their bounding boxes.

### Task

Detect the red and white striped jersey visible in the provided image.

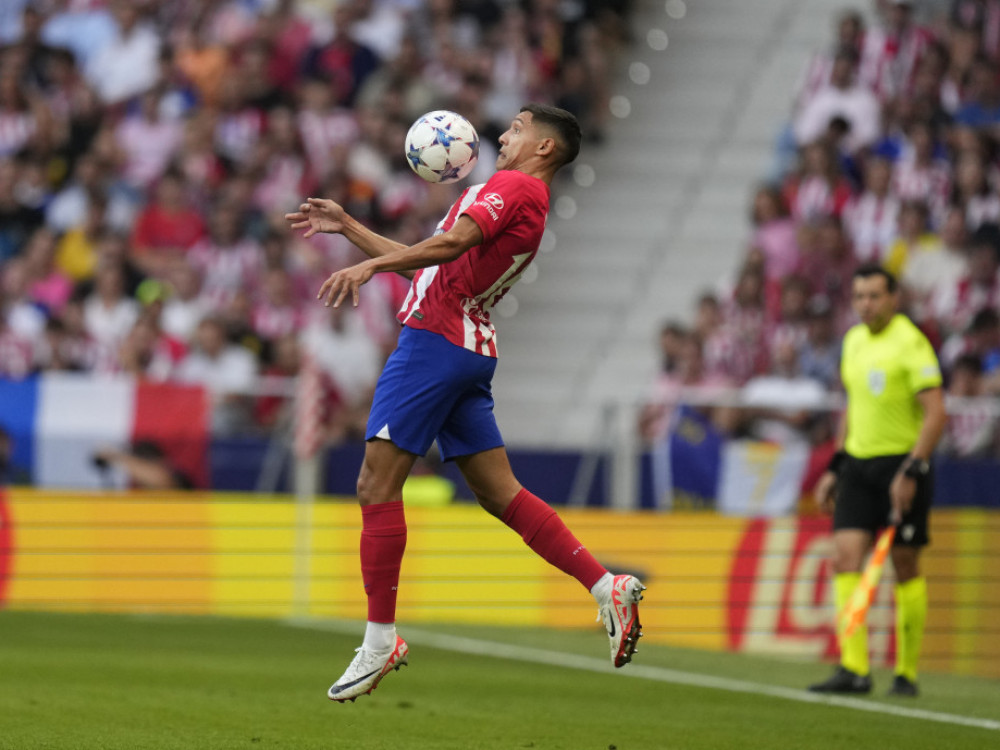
[397,170,549,357]
[843,192,900,263]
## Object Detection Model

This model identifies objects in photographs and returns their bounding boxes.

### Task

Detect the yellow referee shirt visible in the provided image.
[841,314,942,458]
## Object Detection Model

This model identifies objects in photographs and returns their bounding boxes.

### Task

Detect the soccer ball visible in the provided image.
[404,110,480,184]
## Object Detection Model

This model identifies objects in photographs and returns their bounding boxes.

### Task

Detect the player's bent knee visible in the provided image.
[475,492,509,518]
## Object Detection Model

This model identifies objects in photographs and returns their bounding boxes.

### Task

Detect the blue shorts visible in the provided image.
[365,326,504,460]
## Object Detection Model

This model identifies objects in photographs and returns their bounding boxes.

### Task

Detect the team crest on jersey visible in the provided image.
[867,369,886,395]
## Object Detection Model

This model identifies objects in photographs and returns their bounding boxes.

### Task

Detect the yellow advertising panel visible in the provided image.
[0,490,996,677]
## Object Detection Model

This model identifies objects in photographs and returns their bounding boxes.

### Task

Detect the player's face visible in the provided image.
[496,112,539,171]
[851,274,897,332]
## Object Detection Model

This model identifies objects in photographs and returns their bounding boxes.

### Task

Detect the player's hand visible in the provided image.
[814,470,838,515]
[285,197,347,238]
[889,472,916,525]
[317,261,375,308]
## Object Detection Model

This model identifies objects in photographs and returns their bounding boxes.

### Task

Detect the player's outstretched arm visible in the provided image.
[317,216,483,308]
[285,198,415,279]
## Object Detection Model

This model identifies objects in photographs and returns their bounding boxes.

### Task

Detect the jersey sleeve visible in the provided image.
[460,171,524,245]
[905,327,943,394]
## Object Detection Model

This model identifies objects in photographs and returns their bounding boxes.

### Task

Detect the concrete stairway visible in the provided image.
[492,0,850,448]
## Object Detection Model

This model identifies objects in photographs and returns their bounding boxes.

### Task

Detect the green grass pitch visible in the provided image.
[0,611,996,750]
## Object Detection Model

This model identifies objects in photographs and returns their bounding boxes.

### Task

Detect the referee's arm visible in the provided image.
[889,386,947,523]
[908,387,947,462]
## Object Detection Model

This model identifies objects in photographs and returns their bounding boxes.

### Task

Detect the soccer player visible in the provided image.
[808,264,946,697]
[285,104,645,703]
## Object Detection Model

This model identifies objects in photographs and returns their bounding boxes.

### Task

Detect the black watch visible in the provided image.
[903,457,930,479]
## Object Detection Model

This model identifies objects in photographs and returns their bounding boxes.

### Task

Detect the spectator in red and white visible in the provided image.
[82,261,140,369]
[115,88,184,191]
[843,153,900,263]
[254,331,303,431]
[784,141,856,222]
[893,119,951,222]
[931,223,1000,337]
[749,184,801,282]
[187,199,264,313]
[252,266,303,344]
[212,74,267,168]
[793,11,867,115]
[160,259,207,345]
[766,274,814,366]
[693,291,723,344]
[884,199,942,277]
[296,76,360,183]
[0,64,52,159]
[117,304,186,382]
[83,0,161,106]
[301,303,383,441]
[248,106,318,216]
[174,114,227,205]
[902,205,970,322]
[130,169,206,279]
[257,0,314,92]
[799,214,858,329]
[951,149,1000,230]
[176,315,259,436]
[859,0,934,103]
[706,264,769,384]
[940,353,998,456]
[794,45,881,155]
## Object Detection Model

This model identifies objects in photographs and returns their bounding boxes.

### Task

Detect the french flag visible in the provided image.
[0,374,209,488]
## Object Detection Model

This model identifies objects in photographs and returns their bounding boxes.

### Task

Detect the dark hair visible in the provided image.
[853,262,897,292]
[519,103,582,167]
[952,353,983,376]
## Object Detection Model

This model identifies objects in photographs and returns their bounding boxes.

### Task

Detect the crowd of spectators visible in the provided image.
[643,0,1000,458]
[0,0,630,439]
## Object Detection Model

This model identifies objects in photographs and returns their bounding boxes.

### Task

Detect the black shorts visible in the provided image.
[834,453,932,547]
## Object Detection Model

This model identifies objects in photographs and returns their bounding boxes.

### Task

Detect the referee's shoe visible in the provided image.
[808,666,873,694]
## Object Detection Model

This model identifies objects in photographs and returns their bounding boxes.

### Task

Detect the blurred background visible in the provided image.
[0,0,997,681]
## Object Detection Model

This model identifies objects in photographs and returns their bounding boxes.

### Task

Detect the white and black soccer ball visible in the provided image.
[404,110,480,184]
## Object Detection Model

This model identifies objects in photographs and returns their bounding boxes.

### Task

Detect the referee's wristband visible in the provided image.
[826,450,848,476]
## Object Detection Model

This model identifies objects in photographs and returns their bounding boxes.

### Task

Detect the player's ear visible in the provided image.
[536,136,557,157]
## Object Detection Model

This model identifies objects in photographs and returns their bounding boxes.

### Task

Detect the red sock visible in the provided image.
[360,500,407,623]
[501,489,607,590]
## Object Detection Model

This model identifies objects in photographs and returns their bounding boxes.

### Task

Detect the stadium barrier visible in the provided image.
[1,488,997,678]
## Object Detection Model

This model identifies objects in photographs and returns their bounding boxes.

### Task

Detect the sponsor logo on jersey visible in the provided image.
[477,193,504,220]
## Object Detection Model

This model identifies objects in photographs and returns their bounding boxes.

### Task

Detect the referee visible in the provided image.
[809,264,946,697]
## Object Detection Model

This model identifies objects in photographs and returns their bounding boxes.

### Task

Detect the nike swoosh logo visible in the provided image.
[332,669,380,692]
[607,614,616,638]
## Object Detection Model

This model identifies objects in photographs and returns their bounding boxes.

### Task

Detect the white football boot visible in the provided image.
[598,575,645,668]
[327,635,408,702]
